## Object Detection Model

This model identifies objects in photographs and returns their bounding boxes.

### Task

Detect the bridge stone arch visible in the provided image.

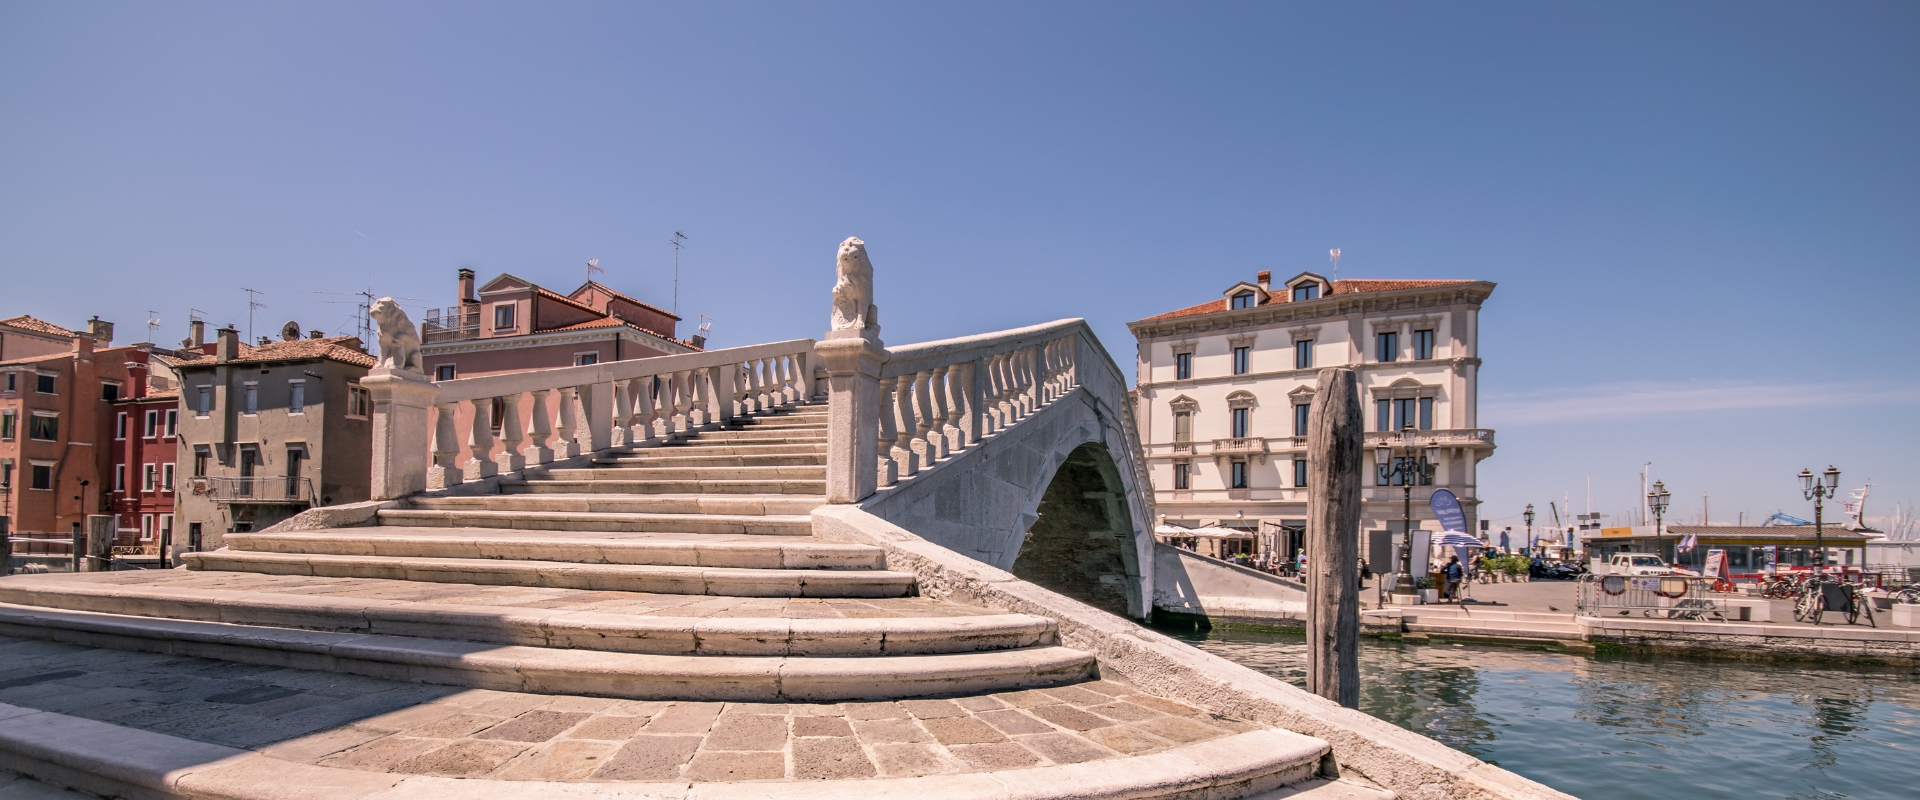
[852,321,1155,618]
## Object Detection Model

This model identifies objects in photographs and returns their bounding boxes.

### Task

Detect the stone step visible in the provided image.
[633,441,828,456]
[590,452,826,467]
[539,465,825,480]
[374,508,814,535]
[182,551,917,598]
[225,528,880,569]
[680,429,828,443]
[0,579,1052,656]
[405,493,826,515]
[0,602,1098,701]
[503,478,826,495]
[735,417,828,429]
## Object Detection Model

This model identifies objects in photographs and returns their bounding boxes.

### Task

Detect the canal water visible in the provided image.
[1158,625,1920,800]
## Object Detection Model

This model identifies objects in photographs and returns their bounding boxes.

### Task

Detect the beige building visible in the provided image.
[1128,269,1497,563]
[172,327,375,552]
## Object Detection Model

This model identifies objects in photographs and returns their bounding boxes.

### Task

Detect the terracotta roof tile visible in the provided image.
[0,315,79,338]
[174,336,376,369]
[573,280,681,321]
[1135,279,1477,323]
[548,317,703,351]
[0,352,76,368]
[535,287,605,318]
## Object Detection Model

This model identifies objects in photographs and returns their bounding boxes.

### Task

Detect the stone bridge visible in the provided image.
[0,242,1568,800]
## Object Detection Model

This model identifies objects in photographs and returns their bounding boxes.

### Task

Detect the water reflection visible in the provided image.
[1159,625,1920,800]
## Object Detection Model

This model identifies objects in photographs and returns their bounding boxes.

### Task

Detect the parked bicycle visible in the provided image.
[1793,577,1876,627]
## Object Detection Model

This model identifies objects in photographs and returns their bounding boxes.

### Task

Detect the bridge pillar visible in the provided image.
[818,335,888,504]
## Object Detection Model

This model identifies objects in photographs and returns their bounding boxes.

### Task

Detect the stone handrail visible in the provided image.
[363,339,814,499]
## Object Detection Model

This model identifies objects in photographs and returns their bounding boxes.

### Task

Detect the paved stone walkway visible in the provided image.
[60,569,1005,618]
[0,635,1259,783]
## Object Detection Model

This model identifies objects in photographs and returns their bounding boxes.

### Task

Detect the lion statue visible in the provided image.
[831,237,878,333]
[369,297,422,373]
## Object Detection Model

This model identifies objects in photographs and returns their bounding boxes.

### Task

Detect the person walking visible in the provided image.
[1443,555,1466,603]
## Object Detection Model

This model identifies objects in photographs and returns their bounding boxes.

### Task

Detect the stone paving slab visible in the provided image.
[0,634,1257,783]
[22,571,1004,619]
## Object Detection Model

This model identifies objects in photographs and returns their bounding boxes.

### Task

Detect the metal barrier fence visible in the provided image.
[1576,574,1727,621]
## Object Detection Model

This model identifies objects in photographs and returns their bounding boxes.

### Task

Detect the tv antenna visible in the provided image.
[1328,248,1342,282]
[146,311,161,343]
[670,231,688,315]
[242,288,267,343]
[310,286,418,343]
[586,258,603,281]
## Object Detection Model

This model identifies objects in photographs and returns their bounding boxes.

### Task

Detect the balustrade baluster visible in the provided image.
[930,365,955,460]
[429,402,462,489]
[893,374,920,477]
[960,359,983,446]
[877,376,900,486]
[910,369,935,464]
[780,355,799,405]
[525,389,555,464]
[690,370,711,428]
[464,397,499,480]
[611,379,634,447]
[495,393,526,472]
[672,371,694,435]
[581,380,613,452]
[556,387,581,457]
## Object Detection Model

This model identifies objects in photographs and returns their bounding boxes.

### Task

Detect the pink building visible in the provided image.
[419,269,700,380]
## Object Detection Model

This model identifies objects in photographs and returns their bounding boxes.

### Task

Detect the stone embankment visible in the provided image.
[1360,605,1920,663]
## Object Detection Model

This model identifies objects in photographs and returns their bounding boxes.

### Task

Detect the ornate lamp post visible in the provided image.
[1377,424,1437,593]
[1523,504,1535,553]
[1799,466,1840,578]
[1648,480,1670,564]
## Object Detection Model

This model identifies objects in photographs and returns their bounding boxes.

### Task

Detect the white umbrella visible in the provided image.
[1431,531,1483,548]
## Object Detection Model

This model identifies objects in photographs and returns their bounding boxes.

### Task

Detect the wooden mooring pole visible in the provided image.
[1305,368,1362,708]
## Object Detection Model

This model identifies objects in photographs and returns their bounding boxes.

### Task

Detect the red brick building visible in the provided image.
[418,269,700,380]
[105,346,191,565]
[0,315,114,565]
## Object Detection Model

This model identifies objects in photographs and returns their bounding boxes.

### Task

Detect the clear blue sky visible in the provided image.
[3,2,1916,532]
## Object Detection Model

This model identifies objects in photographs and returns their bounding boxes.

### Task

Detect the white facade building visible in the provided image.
[1128,270,1497,562]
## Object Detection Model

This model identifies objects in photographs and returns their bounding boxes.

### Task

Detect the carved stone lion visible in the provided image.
[369,297,422,372]
[831,237,878,333]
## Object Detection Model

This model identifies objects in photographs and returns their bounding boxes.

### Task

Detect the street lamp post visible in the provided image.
[1799,466,1840,579]
[1523,504,1535,554]
[1376,424,1438,594]
[1648,480,1670,564]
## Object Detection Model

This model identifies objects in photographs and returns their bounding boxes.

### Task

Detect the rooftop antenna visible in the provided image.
[698,315,713,335]
[242,288,267,343]
[146,311,161,343]
[670,231,688,315]
[586,258,603,282]
[1328,248,1341,281]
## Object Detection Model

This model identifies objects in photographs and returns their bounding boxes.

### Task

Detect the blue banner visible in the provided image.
[1429,488,1467,533]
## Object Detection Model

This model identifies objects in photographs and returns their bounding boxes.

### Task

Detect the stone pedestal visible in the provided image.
[1892,603,1919,628]
[816,331,887,504]
[363,367,440,501]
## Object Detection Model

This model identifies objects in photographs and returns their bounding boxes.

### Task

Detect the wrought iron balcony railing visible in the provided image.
[193,477,316,505]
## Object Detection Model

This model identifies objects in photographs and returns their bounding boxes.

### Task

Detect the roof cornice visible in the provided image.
[1128,281,1495,340]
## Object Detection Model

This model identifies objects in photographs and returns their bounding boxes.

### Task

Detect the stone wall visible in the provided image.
[1152,544,1307,626]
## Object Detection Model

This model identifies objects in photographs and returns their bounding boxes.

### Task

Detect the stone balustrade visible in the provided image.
[363,339,815,498]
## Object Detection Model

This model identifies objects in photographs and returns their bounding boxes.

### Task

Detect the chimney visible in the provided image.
[458,268,477,304]
[190,319,207,348]
[689,334,707,349]
[87,316,113,346]
[309,330,325,339]
[215,326,239,364]
[1256,271,1271,293]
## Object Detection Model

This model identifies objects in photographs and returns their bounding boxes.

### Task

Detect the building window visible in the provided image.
[493,303,516,329]
[30,463,53,490]
[1376,332,1398,363]
[1293,404,1310,436]
[1174,462,1191,490]
[1414,329,1435,360]
[143,463,157,493]
[1173,411,1192,443]
[1230,460,1249,489]
[193,446,211,477]
[1231,291,1257,310]
[348,385,371,417]
[188,522,202,551]
[196,386,212,417]
[101,382,120,401]
[161,463,175,493]
[114,464,126,493]
[113,412,126,440]
[1231,407,1250,439]
[435,365,456,381]
[1232,346,1250,375]
[289,380,305,414]
[1292,284,1320,302]
[0,460,10,490]
[1294,340,1312,370]
[160,514,173,543]
[141,514,155,542]
[28,413,56,441]
[144,410,160,438]
[243,383,258,415]
[1373,397,1432,432]
[35,373,55,394]
[1174,352,1192,381]
[165,409,177,437]
[1294,459,1309,487]
[0,410,11,441]
[1420,397,1434,430]
[574,353,599,366]
[2,372,13,392]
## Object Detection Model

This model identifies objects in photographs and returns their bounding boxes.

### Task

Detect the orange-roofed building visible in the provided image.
[1127,269,1498,572]
[418,268,699,381]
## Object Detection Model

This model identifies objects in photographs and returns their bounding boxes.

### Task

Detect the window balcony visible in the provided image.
[192,477,316,505]
[1211,437,1269,465]
[1363,428,1495,450]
